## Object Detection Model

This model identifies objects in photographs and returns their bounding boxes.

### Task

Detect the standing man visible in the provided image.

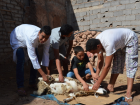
[86,28,138,102]
[10,24,51,96]
[48,24,74,82]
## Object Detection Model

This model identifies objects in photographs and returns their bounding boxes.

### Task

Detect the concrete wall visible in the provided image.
[69,0,140,31]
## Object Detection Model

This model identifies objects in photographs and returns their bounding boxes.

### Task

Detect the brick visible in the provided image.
[0,49,3,53]
[116,15,126,21]
[78,3,85,8]
[103,2,110,7]
[4,48,12,52]
[123,10,132,15]
[126,3,136,9]
[0,45,7,48]
[116,5,125,10]
[130,20,140,25]
[113,21,122,27]
[93,19,100,24]
[92,1,100,6]
[114,11,123,16]
[132,8,140,14]
[89,15,97,20]
[120,0,130,5]
[11,1,17,5]
[7,4,14,8]
[136,14,140,20]
[136,2,140,9]
[84,2,92,8]
[126,15,135,20]
[101,7,109,13]
[122,21,130,26]
[77,0,83,4]
[101,18,108,23]
[111,1,120,6]
[84,26,90,30]
[92,9,100,14]
[5,0,10,3]
[105,12,113,17]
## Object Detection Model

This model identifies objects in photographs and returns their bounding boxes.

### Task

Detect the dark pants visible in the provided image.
[16,48,39,88]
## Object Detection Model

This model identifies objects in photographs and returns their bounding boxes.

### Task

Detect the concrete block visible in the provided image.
[111,1,120,6]
[101,7,109,13]
[97,23,105,28]
[116,15,126,21]
[108,17,116,22]
[71,0,77,5]
[92,1,100,6]
[93,19,100,24]
[92,9,100,14]
[136,26,140,31]
[104,22,111,27]
[77,0,83,4]
[136,2,140,9]
[130,20,140,25]
[15,6,20,10]
[122,21,130,26]
[126,3,136,9]
[83,0,88,2]
[126,15,135,20]
[73,5,79,9]
[4,0,10,3]
[81,21,90,25]
[109,6,117,11]
[136,14,140,20]
[89,10,93,15]
[11,1,17,5]
[79,26,84,30]
[7,4,14,8]
[132,8,140,14]
[84,26,90,30]
[90,24,97,29]
[113,21,122,27]
[103,2,110,7]
[105,12,113,17]
[78,3,85,9]
[84,16,90,21]
[76,17,84,22]
[116,5,125,10]
[97,13,105,18]
[85,2,92,8]
[90,20,93,24]
[90,15,97,20]
[77,22,81,26]
[80,12,87,17]
[0,45,7,48]
[123,9,132,15]
[130,0,140,3]
[101,18,108,23]
[4,48,12,52]
[114,11,123,16]
[120,0,130,5]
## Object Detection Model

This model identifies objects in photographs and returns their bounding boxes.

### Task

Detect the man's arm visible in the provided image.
[53,48,64,82]
[66,40,73,58]
[96,52,104,75]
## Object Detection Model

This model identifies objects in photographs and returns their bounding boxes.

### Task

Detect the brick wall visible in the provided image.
[68,0,140,31]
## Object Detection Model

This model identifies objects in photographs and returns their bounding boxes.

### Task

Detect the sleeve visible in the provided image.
[41,38,50,67]
[105,44,116,56]
[85,54,90,63]
[71,57,78,70]
[26,38,41,70]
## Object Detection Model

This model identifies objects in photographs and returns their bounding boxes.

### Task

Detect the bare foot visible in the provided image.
[107,84,114,92]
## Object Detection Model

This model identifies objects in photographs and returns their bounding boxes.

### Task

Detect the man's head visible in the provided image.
[86,38,102,54]
[60,24,74,39]
[38,26,52,44]
[74,46,85,61]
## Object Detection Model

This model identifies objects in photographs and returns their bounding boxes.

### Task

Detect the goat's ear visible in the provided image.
[38,77,43,81]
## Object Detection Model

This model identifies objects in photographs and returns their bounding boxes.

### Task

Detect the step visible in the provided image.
[4,20,16,23]
[0,9,11,12]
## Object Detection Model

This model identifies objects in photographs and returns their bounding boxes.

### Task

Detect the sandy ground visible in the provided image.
[0,63,140,105]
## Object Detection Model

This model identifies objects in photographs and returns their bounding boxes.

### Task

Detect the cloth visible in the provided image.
[96,28,135,56]
[70,53,90,72]
[50,27,74,49]
[16,48,38,88]
[10,24,50,69]
[67,68,96,78]
[112,33,138,78]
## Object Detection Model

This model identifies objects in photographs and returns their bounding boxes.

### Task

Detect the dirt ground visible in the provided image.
[0,63,140,105]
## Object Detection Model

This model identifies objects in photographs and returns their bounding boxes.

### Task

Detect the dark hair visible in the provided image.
[86,39,100,51]
[40,26,52,35]
[74,46,84,55]
[60,24,74,36]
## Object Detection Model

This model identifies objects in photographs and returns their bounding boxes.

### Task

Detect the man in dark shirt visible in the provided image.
[67,46,98,91]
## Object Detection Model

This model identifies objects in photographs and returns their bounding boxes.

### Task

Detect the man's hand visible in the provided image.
[59,74,64,82]
[42,75,49,83]
[83,82,89,91]
[92,81,100,90]
[92,73,100,82]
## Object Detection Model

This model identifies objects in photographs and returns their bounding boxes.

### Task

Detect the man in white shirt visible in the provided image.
[86,28,138,102]
[10,24,51,96]
[48,24,74,82]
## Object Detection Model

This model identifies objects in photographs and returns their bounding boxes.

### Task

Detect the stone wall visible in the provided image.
[68,0,140,31]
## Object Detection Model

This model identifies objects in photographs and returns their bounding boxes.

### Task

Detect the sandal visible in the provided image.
[18,89,27,96]
[125,97,132,102]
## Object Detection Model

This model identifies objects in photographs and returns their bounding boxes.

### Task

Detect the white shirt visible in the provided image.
[96,28,135,56]
[50,27,74,49]
[10,24,50,69]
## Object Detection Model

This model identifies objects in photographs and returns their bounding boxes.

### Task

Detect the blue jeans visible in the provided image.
[67,68,96,78]
[16,48,39,88]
